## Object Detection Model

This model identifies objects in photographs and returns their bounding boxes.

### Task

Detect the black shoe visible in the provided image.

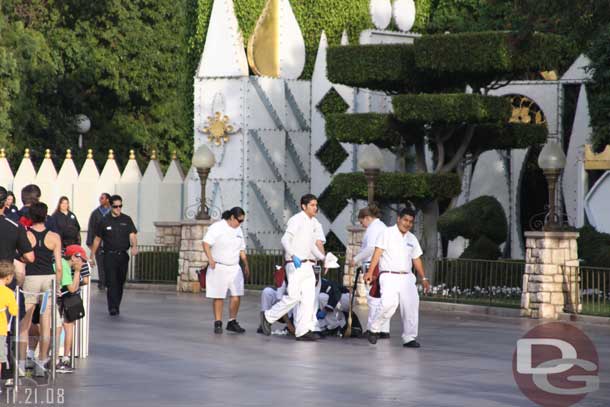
[214,320,223,334]
[379,332,391,339]
[109,309,118,316]
[257,326,263,334]
[226,320,246,334]
[97,284,105,290]
[367,331,378,345]
[259,312,272,336]
[296,331,318,341]
[312,331,323,340]
[403,340,421,348]
[351,327,363,338]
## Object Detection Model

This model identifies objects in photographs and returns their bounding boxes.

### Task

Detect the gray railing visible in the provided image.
[127,245,180,284]
[564,265,610,317]
[421,258,525,308]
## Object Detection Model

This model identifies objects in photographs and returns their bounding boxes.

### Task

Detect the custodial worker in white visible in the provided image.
[364,206,430,347]
[259,194,324,341]
[202,207,250,334]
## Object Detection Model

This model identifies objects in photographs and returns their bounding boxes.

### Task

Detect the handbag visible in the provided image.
[197,266,208,290]
[61,293,85,322]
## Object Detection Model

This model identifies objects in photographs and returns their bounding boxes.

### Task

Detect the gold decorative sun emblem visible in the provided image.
[200,112,237,145]
[508,95,546,125]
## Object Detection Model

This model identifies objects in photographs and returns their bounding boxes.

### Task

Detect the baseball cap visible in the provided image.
[64,245,88,261]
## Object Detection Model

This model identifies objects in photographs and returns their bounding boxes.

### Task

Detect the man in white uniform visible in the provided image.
[364,207,430,347]
[202,207,250,334]
[349,206,389,338]
[260,194,324,341]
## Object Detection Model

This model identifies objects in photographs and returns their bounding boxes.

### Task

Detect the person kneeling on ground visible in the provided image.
[257,266,295,335]
[317,278,362,338]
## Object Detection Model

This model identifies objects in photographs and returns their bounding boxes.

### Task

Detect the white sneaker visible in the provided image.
[34,360,47,377]
[25,356,35,369]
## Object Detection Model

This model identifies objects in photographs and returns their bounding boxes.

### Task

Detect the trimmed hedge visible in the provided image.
[327,32,574,92]
[471,123,547,152]
[577,225,610,267]
[438,196,507,245]
[588,23,610,152]
[316,87,349,116]
[415,31,574,76]
[319,171,461,221]
[325,113,413,147]
[393,94,511,124]
[460,236,502,260]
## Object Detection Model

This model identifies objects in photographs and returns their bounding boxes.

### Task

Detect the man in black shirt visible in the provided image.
[86,193,111,289]
[90,195,138,316]
[0,186,33,380]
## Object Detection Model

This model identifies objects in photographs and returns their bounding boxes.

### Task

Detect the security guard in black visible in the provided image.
[92,196,137,315]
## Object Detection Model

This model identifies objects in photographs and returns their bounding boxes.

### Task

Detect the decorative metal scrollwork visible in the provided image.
[184,199,222,221]
[528,205,569,231]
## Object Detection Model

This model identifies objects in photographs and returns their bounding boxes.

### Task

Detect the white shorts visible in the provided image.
[205,264,244,299]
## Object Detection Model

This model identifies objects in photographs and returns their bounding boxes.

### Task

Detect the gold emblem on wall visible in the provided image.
[508,95,546,125]
[247,0,280,77]
[200,112,237,145]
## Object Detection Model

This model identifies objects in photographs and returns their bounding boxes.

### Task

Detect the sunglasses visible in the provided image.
[112,205,123,209]
[237,218,244,223]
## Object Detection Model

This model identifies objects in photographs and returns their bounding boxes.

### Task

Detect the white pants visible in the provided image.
[265,263,316,337]
[261,287,280,311]
[367,295,390,333]
[370,273,419,343]
[205,264,244,299]
[318,292,350,330]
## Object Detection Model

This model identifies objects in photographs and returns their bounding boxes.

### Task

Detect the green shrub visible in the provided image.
[393,93,511,124]
[318,172,461,221]
[577,224,610,267]
[438,196,507,244]
[325,113,410,148]
[460,236,502,260]
[471,123,547,152]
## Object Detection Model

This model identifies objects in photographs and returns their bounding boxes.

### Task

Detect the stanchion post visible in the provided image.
[71,322,76,369]
[51,282,56,381]
[14,288,20,392]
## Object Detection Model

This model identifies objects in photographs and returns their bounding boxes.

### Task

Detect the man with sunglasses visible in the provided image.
[90,195,138,316]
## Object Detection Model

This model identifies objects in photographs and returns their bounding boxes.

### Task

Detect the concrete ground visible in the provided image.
[7,289,609,407]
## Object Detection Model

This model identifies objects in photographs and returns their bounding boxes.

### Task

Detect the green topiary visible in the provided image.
[577,224,610,267]
[318,171,461,220]
[460,235,502,260]
[325,113,411,148]
[438,196,507,245]
[393,93,511,124]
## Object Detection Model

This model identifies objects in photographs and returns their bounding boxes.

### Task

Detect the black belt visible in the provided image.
[105,250,127,255]
[379,271,410,275]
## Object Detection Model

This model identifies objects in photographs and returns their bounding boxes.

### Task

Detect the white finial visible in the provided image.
[340,30,349,46]
[370,0,392,30]
[197,0,248,78]
[393,0,417,32]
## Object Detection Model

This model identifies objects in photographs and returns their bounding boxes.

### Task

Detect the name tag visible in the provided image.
[106,226,112,230]
[70,214,75,219]
[407,243,414,248]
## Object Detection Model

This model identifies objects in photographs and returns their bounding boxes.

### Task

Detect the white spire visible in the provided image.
[393,0,417,32]
[196,0,249,78]
[370,0,392,30]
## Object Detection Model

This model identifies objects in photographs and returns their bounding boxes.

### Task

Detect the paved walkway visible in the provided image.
[8,289,610,407]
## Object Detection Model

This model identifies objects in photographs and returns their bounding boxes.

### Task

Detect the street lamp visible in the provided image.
[358,144,384,205]
[192,144,216,220]
[75,114,91,149]
[537,139,566,230]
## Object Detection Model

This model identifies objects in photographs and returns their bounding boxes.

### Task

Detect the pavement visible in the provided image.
[5,288,609,407]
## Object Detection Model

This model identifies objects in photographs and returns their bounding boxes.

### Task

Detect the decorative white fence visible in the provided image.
[0,148,191,245]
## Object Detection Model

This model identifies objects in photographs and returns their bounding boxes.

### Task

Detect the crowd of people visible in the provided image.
[0,184,137,391]
[202,193,430,347]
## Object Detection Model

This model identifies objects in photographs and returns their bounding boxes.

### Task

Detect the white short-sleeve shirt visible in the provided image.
[375,225,423,273]
[282,211,320,261]
[202,220,245,266]
[355,218,386,264]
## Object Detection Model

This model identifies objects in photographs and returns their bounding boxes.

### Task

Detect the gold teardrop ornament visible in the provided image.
[247,0,280,77]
